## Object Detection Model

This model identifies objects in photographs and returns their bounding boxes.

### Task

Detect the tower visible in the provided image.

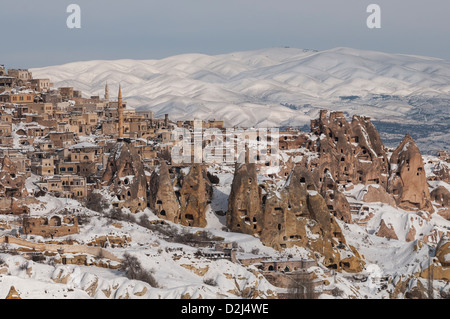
[104,82,109,101]
[118,86,124,139]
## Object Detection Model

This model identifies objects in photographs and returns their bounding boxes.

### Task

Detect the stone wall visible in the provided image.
[0,236,120,262]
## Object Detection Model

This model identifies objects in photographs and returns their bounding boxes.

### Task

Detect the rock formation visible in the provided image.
[101,140,147,213]
[320,172,352,223]
[178,164,212,227]
[226,161,263,235]
[430,186,449,208]
[227,162,364,272]
[307,110,389,190]
[262,166,363,271]
[360,185,397,207]
[148,161,180,223]
[388,134,433,213]
[5,286,21,299]
[375,219,399,240]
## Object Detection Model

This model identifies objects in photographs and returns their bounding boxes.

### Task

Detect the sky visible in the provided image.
[1,0,450,68]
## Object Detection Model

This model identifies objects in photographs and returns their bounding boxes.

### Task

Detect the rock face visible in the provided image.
[361,185,397,207]
[148,161,180,223]
[0,155,29,215]
[5,286,21,299]
[307,110,389,190]
[376,219,399,240]
[388,134,433,213]
[435,235,450,267]
[148,163,212,227]
[430,186,449,208]
[101,140,147,213]
[261,166,362,271]
[320,172,352,223]
[226,162,263,235]
[178,164,212,227]
[227,163,364,272]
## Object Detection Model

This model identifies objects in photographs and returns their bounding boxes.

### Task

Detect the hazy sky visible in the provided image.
[2,0,450,68]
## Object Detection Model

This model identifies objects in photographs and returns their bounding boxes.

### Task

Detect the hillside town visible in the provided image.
[0,63,449,299]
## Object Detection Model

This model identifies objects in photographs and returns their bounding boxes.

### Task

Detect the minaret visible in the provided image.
[104,82,109,101]
[118,85,124,139]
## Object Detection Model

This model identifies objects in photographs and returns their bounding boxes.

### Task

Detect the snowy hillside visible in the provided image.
[1,156,449,299]
[31,47,450,153]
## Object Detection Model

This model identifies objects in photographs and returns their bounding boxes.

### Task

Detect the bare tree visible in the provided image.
[83,192,108,213]
[120,252,159,288]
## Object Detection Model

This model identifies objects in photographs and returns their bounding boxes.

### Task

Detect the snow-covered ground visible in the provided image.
[0,152,449,299]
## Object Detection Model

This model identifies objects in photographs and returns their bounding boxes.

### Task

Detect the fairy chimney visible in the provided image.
[148,161,180,222]
[388,134,433,213]
[101,140,147,213]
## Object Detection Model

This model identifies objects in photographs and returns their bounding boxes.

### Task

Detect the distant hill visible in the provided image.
[32,47,450,152]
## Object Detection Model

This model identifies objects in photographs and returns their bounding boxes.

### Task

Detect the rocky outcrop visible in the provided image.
[376,219,398,240]
[148,161,180,222]
[226,162,263,235]
[435,235,450,267]
[228,162,364,272]
[388,134,433,213]
[5,286,21,299]
[430,186,449,208]
[148,162,212,227]
[178,164,212,227]
[361,185,396,207]
[320,172,352,223]
[101,140,147,213]
[307,110,389,190]
[419,235,450,281]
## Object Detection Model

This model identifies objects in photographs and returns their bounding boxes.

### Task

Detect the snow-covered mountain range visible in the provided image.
[31,47,450,152]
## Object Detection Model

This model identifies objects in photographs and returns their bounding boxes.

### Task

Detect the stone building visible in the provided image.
[30,79,52,92]
[7,69,32,82]
[260,259,317,272]
[23,215,79,238]
[39,175,87,199]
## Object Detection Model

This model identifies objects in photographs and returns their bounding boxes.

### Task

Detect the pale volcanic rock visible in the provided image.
[148,161,180,223]
[307,110,389,191]
[435,235,450,267]
[376,219,399,240]
[5,286,21,299]
[226,162,263,235]
[228,163,364,272]
[101,140,147,213]
[361,185,397,207]
[320,172,352,223]
[405,225,417,242]
[178,164,212,228]
[430,186,449,208]
[437,208,450,221]
[388,134,434,213]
